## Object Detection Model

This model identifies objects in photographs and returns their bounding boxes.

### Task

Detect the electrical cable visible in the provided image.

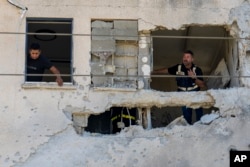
[126,107,132,126]
[7,0,28,10]
[0,73,250,79]
[120,107,124,129]
[0,31,250,40]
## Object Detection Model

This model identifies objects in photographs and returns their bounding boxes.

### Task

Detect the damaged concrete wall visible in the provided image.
[228,2,250,87]
[1,0,250,166]
[91,20,139,89]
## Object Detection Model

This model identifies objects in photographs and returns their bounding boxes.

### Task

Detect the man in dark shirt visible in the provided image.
[152,50,206,124]
[26,43,63,86]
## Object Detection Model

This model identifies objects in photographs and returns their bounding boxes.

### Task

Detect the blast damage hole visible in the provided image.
[85,107,138,134]
[151,106,215,127]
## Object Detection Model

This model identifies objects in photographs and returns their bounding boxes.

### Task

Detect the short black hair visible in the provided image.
[184,50,194,56]
[29,43,41,50]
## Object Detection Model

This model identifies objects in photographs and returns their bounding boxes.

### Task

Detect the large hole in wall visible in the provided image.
[85,107,138,134]
[85,26,240,133]
[151,106,218,127]
[150,26,238,126]
[150,26,238,91]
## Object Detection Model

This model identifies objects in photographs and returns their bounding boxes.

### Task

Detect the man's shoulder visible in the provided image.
[168,64,180,70]
[193,65,203,73]
[39,55,51,62]
[193,64,202,69]
[39,54,48,59]
[173,64,182,67]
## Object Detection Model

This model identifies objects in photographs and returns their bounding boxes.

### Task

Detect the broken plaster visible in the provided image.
[65,88,250,134]
[63,89,216,133]
[91,51,113,64]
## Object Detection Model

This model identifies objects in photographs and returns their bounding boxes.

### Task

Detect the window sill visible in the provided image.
[22,82,77,90]
[92,87,137,92]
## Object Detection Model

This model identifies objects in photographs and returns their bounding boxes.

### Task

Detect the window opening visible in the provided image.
[26,18,73,83]
[150,26,235,125]
[150,26,234,91]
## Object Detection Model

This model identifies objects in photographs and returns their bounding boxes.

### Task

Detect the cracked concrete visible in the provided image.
[63,89,216,133]
[1,0,250,166]
[63,87,250,134]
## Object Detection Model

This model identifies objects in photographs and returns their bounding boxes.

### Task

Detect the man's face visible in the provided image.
[29,49,41,60]
[182,53,193,67]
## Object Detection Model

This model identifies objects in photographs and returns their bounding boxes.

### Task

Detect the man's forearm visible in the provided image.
[50,66,61,77]
[50,66,63,86]
[194,78,206,88]
[152,67,168,74]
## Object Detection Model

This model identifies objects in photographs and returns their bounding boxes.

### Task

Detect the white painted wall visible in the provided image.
[1,0,250,166]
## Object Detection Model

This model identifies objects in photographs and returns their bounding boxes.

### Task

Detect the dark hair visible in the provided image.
[184,50,194,56]
[29,43,41,50]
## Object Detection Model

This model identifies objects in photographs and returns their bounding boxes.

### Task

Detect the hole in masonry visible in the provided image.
[85,107,138,134]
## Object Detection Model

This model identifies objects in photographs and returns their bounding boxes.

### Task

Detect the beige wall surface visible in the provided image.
[1,1,250,166]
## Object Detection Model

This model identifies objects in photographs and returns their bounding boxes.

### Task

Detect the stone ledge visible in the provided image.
[22,82,77,90]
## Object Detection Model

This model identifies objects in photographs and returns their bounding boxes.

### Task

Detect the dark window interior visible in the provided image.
[26,18,73,83]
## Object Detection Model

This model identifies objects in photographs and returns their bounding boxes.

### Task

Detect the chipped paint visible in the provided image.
[1,0,250,166]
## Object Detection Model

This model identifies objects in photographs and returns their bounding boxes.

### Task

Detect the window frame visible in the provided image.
[25,17,73,85]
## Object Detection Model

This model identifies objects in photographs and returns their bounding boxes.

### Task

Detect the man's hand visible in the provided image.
[188,69,207,89]
[188,69,196,79]
[56,77,63,86]
[50,66,63,86]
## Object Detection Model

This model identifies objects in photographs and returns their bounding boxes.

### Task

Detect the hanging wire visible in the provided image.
[0,73,249,79]
[0,31,250,40]
[1,31,249,79]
